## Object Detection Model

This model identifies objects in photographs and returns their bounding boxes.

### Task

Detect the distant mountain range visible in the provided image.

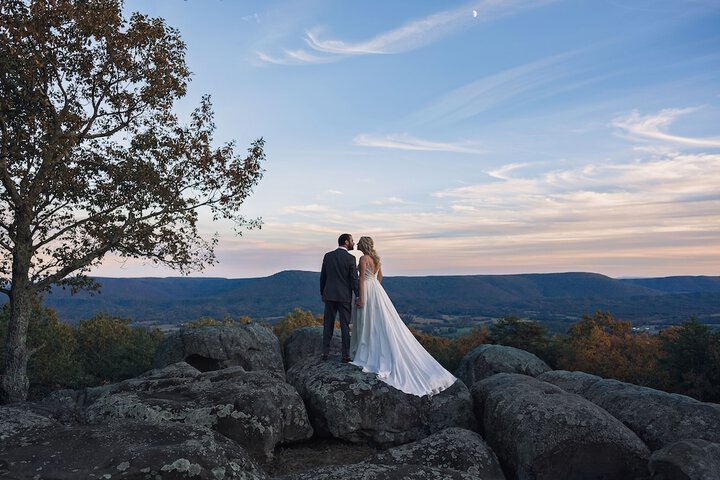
[41,271,720,332]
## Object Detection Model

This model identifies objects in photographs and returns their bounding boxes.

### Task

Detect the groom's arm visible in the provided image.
[320,255,328,296]
[349,255,359,297]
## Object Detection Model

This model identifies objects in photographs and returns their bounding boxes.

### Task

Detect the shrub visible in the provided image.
[75,313,163,385]
[274,308,323,344]
[184,315,253,328]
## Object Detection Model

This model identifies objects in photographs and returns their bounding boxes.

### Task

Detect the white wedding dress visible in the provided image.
[350,266,457,397]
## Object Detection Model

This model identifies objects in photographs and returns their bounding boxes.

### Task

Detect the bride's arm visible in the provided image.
[356,256,366,308]
[377,263,383,283]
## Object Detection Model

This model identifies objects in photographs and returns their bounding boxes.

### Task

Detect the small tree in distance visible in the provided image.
[0,0,265,402]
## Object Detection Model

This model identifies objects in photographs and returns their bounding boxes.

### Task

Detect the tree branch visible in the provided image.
[34,242,115,293]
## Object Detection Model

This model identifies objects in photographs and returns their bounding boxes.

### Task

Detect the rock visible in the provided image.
[649,439,720,480]
[275,462,481,480]
[0,419,267,479]
[84,362,313,459]
[0,406,58,442]
[283,326,342,370]
[537,370,603,396]
[154,323,285,377]
[455,344,551,386]
[582,379,720,450]
[472,373,650,480]
[287,357,476,447]
[364,427,505,479]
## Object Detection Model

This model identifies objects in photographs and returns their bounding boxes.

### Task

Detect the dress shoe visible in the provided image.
[341,357,350,363]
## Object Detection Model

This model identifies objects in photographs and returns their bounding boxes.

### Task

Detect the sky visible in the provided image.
[95,0,720,279]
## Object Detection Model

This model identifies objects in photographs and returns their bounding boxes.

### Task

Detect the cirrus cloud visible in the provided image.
[257,0,560,65]
[613,107,720,148]
[353,133,484,154]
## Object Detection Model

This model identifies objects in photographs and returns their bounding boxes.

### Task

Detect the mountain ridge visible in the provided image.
[39,271,720,331]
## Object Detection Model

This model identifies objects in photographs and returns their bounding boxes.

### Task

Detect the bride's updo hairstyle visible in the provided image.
[357,236,381,268]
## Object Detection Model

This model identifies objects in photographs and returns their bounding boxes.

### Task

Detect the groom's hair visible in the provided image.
[338,233,351,246]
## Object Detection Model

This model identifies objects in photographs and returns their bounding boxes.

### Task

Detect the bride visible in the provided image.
[349,236,457,397]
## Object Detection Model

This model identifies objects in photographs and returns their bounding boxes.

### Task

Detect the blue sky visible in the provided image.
[97,0,720,279]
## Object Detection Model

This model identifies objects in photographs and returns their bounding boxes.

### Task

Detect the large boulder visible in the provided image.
[364,427,505,479]
[84,363,313,459]
[0,419,267,479]
[537,370,603,396]
[472,373,650,480]
[283,326,342,370]
[649,439,720,480]
[154,323,285,377]
[455,344,551,387]
[581,379,720,450]
[275,462,481,480]
[287,357,476,447]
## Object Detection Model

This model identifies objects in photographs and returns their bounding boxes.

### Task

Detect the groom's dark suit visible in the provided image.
[320,247,359,359]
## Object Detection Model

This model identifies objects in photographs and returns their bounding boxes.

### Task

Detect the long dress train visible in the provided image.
[350,267,456,397]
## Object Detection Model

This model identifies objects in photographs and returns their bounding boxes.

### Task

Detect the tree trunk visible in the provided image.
[0,219,33,404]
[1,289,32,403]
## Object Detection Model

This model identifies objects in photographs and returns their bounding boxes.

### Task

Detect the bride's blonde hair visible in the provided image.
[357,236,380,268]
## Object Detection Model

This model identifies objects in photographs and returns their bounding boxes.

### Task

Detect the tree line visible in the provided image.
[0,301,163,399]
[2,306,718,404]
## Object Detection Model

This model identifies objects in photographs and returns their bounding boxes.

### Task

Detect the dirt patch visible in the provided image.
[262,438,379,477]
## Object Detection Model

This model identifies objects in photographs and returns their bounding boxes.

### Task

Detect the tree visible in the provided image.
[75,313,163,384]
[560,311,663,386]
[489,316,547,351]
[274,307,323,345]
[0,300,83,399]
[659,317,720,401]
[410,326,489,372]
[488,316,564,367]
[0,0,265,402]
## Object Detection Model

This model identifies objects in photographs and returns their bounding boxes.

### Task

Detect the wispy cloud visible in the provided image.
[256,49,336,66]
[353,133,484,154]
[613,107,720,148]
[257,0,559,65]
[372,197,408,205]
[409,50,593,125]
[436,152,720,220]
[282,204,333,214]
[242,13,261,23]
[486,163,534,180]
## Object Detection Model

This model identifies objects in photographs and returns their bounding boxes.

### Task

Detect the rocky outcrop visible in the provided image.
[287,357,476,447]
[364,427,505,479]
[455,344,551,386]
[154,323,285,377]
[10,334,720,479]
[83,363,313,459]
[283,326,342,370]
[0,406,58,442]
[0,419,266,479]
[537,370,602,395]
[649,439,720,480]
[580,379,720,450]
[275,462,482,480]
[472,373,650,479]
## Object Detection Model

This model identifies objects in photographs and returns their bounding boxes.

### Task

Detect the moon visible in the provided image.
[472,9,478,17]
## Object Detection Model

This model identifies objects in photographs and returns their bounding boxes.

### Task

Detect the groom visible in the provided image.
[320,233,359,363]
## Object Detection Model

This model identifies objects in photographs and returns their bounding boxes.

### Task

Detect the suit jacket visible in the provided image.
[320,247,359,303]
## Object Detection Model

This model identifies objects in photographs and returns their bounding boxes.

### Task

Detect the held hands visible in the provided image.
[355,297,364,308]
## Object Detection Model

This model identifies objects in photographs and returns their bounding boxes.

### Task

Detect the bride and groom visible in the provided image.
[320,233,456,397]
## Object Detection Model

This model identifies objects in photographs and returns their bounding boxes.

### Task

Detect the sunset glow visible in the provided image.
[97,0,720,279]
